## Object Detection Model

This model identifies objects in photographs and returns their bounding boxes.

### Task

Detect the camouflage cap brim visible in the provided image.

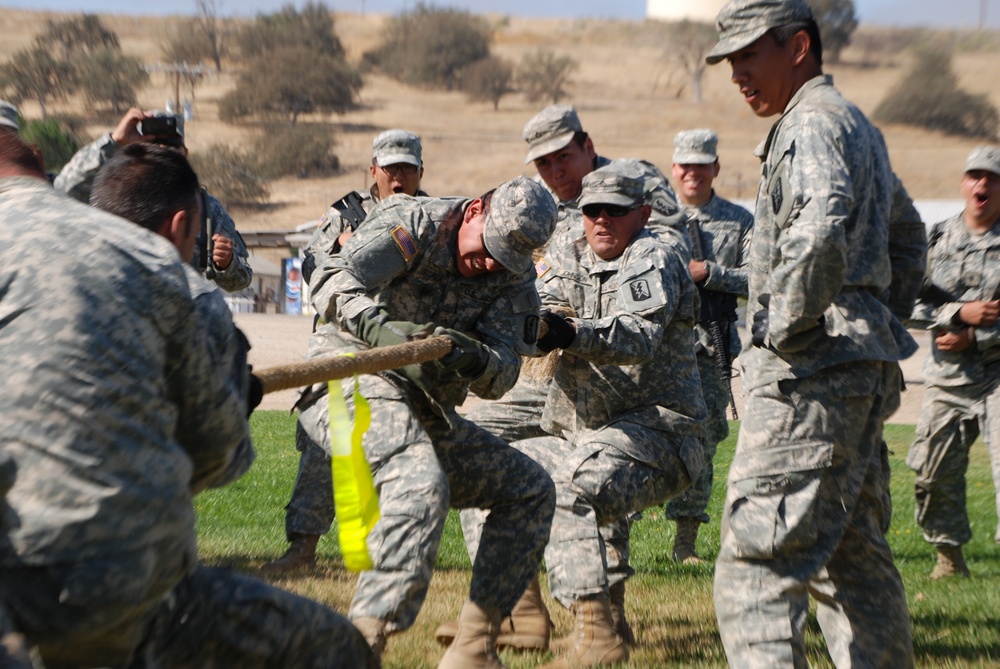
[705,24,770,64]
[965,145,1000,176]
[524,130,577,164]
[577,190,638,210]
[377,153,422,168]
[483,225,532,274]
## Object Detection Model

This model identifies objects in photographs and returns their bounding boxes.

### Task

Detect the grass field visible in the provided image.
[195,415,1000,668]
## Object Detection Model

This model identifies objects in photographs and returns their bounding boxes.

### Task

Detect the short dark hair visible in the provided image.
[0,127,46,177]
[771,20,823,66]
[571,131,590,149]
[478,187,497,218]
[90,143,200,234]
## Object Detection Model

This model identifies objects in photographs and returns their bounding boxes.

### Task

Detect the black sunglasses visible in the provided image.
[379,163,419,176]
[581,203,636,219]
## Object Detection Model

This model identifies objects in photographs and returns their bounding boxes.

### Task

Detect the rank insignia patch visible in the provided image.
[390,226,417,262]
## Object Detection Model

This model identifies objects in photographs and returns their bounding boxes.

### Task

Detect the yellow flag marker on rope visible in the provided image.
[328,365,380,572]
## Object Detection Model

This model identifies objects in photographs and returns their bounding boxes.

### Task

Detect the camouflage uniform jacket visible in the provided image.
[309,195,541,416]
[537,227,707,467]
[742,75,925,392]
[909,212,1000,386]
[685,193,753,359]
[302,185,429,285]
[0,176,249,567]
[184,264,256,487]
[53,133,253,292]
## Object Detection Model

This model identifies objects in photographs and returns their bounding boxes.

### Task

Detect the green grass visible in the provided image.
[196,414,1000,668]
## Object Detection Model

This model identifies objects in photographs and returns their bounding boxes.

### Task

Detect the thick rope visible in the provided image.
[256,336,454,395]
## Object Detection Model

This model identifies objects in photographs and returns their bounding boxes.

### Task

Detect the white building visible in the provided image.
[647,0,726,21]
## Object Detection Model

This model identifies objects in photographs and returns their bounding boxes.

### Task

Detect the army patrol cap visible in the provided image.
[483,176,558,274]
[372,129,423,167]
[0,100,19,131]
[578,163,646,209]
[706,0,814,65]
[673,129,719,164]
[965,145,1000,176]
[522,105,584,164]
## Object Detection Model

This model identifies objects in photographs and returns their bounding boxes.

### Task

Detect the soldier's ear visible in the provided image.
[463,198,484,225]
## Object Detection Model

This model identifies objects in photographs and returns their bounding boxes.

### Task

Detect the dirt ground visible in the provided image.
[236,313,929,424]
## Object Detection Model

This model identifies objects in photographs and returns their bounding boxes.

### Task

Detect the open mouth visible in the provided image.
[471,257,486,272]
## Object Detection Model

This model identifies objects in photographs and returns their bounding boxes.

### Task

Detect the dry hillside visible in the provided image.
[2,8,998,245]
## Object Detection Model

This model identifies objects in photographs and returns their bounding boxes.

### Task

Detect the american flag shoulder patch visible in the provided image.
[535,258,551,278]
[390,226,418,262]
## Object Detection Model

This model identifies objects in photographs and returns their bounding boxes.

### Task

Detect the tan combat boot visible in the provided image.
[261,533,319,574]
[609,581,636,647]
[352,617,388,659]
[542,595,628,668]
[672,517,702,565]
[435,577,552,651]
[930,544,970,580]
[552,582,634,653]
[437,600,507,669]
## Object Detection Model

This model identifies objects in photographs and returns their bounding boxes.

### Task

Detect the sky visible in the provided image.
[0,0,997,28]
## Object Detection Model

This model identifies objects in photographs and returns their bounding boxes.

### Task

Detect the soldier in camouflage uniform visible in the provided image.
[705,2,927,666]
[907,145,1000,579]
[0,116,376,669]
[472,163,705,668]
[666,129,753,564]
[441,108,687,652]
[89,142,260,488]
[305,176,558,668]
[265,129,430,574]
[54,107,253,293]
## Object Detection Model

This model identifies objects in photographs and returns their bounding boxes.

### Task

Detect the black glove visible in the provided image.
[435,328,489,379]
[537,310,576,353]
[357,306,433,348]
[246,372,264,417]
[751,293,770,348]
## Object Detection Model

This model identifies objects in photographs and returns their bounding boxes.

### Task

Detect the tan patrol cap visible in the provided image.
[483,176,558,274]
[673,129,719,164]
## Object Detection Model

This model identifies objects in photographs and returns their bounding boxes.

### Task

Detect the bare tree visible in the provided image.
[663,21,716,104]
[195,0,227,72]
[462,56,514,111]
[808,0,859,64]
[517,49,578,105]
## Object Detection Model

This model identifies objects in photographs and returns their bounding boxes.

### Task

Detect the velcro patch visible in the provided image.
[535,258,551,278]
[390,226,417,262]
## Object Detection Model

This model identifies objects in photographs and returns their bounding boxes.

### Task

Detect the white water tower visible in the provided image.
[647,0,727,22]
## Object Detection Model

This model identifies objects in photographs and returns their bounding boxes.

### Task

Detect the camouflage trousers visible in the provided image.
[461,377,634,588]
[1,538,375,669]
[284,408,335,539]
[665,353,731,524]
[463,422,694,609]
[714,361,913,669]
[298,375,555,632]
[907,364,1000,546]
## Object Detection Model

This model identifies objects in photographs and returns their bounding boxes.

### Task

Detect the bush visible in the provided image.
[77,47,150,118]
[461,56,514,111]
[364,4,492,90]
[874,47,998,140]
[219,47,360,125]
[189,145,269,208]
[21,116,82,173]
[238,1,346,60]
[253,124,340,179]
[517,49,578,105]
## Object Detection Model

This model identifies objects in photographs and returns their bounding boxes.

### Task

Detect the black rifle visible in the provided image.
[687,215,739,420]
[199,188,216,281]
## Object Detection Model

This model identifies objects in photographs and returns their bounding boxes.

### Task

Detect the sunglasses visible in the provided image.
[379,163,419,176]
[581,203,637,219]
